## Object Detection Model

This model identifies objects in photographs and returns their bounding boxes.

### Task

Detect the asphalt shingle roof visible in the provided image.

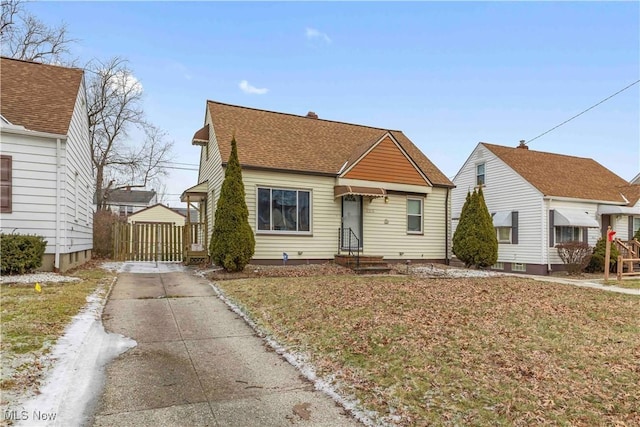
[0,57,83,135]
[205,101,453,187]
[482,143,630,204]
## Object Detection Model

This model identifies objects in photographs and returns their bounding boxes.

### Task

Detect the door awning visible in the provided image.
[334,185,386,199]
[180,181,208,202]
[554,208,599,228]
[492,211,512,227]
[597,205,640,215]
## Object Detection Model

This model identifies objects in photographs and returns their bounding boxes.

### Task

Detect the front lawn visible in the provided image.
[0,266,113,398]
[216,275,639,426]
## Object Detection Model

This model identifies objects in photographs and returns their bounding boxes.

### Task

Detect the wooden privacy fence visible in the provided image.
[113,222,184,262]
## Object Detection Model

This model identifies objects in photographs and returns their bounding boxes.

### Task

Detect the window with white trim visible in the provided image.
[407,198,423,234]
[555,226,582,244]
[496,227,511,243]
[634,217,640,235]
[476,163,485,186]
[257,187,310,233]
[492,262,504,270]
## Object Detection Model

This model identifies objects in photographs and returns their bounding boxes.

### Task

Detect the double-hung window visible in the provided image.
[555,226,582,243]
[407,198,423,234]
[257,187,311,233]
[476,163,485,186]
[497,227,511,243]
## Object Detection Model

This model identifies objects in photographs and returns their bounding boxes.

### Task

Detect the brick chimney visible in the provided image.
[517,140,528,150]
[306,111,318,119]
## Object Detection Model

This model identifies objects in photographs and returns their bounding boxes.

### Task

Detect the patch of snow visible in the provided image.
[197,270,388,427]
[100,261,185,274]
[0,273,80,284]
[412,265,504,278]
[8,279,136,427]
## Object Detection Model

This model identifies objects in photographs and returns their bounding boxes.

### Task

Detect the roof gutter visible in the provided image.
[0,125,68,140]
[542,195,627,206]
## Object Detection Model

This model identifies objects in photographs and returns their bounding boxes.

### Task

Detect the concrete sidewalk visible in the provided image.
[91,266,360,426]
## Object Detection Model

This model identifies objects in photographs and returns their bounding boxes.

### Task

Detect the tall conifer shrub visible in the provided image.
[209,138,255,272]
[452,187,498,268]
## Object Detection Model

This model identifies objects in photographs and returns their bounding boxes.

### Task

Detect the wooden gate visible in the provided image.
[113,222,184,261]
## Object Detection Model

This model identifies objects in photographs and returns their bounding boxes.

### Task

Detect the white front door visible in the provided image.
[342,195,362,249]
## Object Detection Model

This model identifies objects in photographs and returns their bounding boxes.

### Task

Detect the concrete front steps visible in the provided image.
[334,254,391,274]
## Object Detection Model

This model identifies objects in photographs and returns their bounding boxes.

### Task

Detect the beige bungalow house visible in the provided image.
[182,101,454,265]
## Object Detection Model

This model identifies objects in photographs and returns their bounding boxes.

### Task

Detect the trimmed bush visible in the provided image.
[452,187,498,268]
[1,234,47,274]
[210,137,255,272]
[585,237,618,273]
[556,241,592,275]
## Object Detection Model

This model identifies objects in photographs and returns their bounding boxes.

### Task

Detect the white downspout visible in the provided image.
[55,138,62,272]
[546,198,552,273]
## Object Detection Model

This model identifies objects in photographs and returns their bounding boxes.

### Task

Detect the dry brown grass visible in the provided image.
[215,273,640,426]
[0,265,114,399]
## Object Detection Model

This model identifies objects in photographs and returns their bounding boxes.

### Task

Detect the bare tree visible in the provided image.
[1,0,75,63]
[87,57,173,210]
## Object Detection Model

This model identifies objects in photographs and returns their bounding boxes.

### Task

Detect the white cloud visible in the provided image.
[305,27,331,43]
[239,80,268,95]
[110,70,143,96]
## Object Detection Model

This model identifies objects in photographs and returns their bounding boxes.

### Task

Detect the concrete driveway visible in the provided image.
[91,264,360,426]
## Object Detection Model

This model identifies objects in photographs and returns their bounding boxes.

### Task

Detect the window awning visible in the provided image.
[492,211,512,227]
[334,185,386,199]
[554,208,599,228]
[180,182,208,203]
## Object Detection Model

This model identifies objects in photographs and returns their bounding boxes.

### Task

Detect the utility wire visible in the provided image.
[526,79,640,145]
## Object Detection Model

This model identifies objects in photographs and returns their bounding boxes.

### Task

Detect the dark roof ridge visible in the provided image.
[0,56,83,73]
[207,100,404,133]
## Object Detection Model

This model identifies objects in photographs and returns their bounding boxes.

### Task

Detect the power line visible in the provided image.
[526,79,640,145]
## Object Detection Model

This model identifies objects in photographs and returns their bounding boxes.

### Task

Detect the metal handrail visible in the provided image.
[338,227,361,269]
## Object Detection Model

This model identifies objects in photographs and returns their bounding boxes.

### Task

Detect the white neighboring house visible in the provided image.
[631,173,640,185]
[452,141,640,275]
[0,57,93,272]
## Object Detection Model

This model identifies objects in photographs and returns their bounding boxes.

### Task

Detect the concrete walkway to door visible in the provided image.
[92,262,361,426]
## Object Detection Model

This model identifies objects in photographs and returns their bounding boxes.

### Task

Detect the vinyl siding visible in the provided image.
[452,144,544,265]
[243,170,339,260]
[608,214,630,240]
[0,132,61,254]
[546,199,600,265]
[128,205,186,225]
[0,81,92,257]
[62,82,93,253]
[195,108,225,234]
[362,187,448,259]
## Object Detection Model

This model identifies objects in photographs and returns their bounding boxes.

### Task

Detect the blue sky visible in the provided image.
[28,1,639,207]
